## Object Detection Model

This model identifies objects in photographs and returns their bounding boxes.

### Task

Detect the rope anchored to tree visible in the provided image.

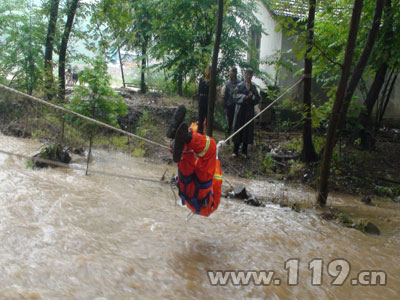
[0,83,170,150]
[1,76,304,158]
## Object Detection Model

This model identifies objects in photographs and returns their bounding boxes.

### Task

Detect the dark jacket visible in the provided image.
[232,81,260,145]
[223,78,239,109]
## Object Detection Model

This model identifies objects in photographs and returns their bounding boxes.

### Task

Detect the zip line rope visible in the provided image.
[0,83,170,150]
[1,77,304,155]
[0,78,305,219]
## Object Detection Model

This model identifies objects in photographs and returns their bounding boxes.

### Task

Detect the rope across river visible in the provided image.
[0,79,305,214]
[0,77,304,154]
[0,83,169,150]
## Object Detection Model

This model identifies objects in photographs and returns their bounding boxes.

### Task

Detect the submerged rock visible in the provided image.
[244,195,261,207]
[2,123,31,138]
[233,186,248,199]
[364,222,380,235]
[32,143,71,168]
[361,195,373,205]
[230,186,261,207]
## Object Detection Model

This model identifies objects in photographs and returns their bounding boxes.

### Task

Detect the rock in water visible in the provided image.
[364,222,380,235]
[361,195,373,205]
[233,186,247,199]
[32,143,71,168]
[244,195,261,207]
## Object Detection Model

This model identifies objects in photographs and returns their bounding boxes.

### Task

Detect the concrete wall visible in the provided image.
[252,1,282,89]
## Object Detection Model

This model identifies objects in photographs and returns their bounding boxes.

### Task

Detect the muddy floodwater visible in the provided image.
[0,134,399,300]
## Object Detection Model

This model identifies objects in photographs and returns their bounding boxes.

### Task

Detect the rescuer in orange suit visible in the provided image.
[167,105,222,216]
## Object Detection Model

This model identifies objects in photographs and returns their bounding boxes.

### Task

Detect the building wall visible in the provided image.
[254,1,399,125]
[253,1,282,89]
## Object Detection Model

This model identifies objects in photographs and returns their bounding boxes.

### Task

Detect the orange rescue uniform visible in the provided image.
[176,124,222,216]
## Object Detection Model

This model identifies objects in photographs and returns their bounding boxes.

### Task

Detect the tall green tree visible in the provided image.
[151,0,259,93]
[44,0,60,101]
[58,0,80,102]
[207,0,224,137]
[130,1,152,93]
[300,0,318,163]
[0,0,46,93]
[67,58,127,175]
[317,0,364,207]
[336,0,384,138]
[356,0,399,148]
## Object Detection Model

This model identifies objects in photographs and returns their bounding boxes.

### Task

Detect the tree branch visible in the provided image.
[314,43,343,69]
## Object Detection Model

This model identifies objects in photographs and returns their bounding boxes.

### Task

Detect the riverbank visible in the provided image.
[1,88,399,204]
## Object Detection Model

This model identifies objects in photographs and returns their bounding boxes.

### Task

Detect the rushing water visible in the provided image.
[0,134,399,300]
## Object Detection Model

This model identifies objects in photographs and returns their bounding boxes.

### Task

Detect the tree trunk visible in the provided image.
[27,11,35,95]
[376,65,395,126]
[300,0,318,163]
[140,43,147,93]
[378,71,398,127]
[118,47,126,88]
[206,0,224,137]
[337,0,384,135]
[44,0,60,101]
[357,61,388,147]
[86,135,93,176]
[58,0,79,103]
[317,0,364,207]
[177,75,183,96]
[357,0,393,148]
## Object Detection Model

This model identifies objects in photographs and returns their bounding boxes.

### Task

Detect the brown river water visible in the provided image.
[0,134,399,300]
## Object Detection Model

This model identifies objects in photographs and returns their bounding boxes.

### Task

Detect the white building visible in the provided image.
[252,0,399,125]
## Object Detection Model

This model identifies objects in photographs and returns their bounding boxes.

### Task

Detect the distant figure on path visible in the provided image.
[232,68,260,159]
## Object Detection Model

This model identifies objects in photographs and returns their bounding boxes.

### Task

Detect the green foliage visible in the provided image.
[267,0,400,134]
[262,153,274,174]
[289,161,304,177]
[337,212,355,227]
[374,185,400,197]
[214,102,228,132]
[26,159,35,169]
[131,109,156,157]
[94,135,129,151]
[67,57,128,137]
[284,137,302,153]
[151,0,260,85]
[283,135,325,155]
[0,0,46,93]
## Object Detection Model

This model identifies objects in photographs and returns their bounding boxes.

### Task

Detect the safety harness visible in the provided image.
[177,135,213,214]
[178,171,213,214]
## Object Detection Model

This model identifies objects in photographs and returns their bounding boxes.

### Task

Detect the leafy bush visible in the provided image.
[67,57,128,136]
[263,153,274,174]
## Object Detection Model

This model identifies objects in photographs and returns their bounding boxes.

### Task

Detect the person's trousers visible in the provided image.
[233,142,248,155]
[198,105,207,134]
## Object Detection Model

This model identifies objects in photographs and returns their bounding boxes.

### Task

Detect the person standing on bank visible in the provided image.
[197,66,211,134]
[232,68,260,159]
[223,67,239,142]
